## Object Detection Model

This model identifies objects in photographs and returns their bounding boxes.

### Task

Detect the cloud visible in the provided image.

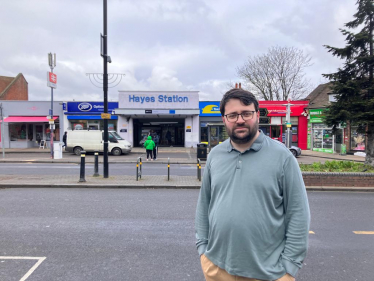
[0,0,361,102]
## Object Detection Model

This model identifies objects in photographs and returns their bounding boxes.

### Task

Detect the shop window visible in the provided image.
[351,128,365,151]
[9,124,26,141]
[71,121,87,130]
[201,127,208,143]
[99,120,117,131]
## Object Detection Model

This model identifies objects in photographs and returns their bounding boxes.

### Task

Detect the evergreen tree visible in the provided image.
[323,0,374,166]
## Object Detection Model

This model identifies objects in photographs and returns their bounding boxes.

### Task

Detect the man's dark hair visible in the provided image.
[220,88,259,116]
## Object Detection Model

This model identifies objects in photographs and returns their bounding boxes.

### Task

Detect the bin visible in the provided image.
[53,142,64,159]
[197,143,208,160]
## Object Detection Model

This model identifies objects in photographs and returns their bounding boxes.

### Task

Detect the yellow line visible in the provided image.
[309,231,315,234]
[353,231,374,234]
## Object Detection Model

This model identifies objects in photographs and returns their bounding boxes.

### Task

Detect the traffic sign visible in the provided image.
[101,113,111,119]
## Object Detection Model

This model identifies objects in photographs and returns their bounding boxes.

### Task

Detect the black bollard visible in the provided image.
[79,150,86,182]
[197,158,201,181]
[167,157,170,181]
[139,157,142,179]
[93,151,99,177]
[136,159,139,181]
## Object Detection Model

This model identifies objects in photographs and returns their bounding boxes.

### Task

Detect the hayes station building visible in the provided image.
[113,91,200,147]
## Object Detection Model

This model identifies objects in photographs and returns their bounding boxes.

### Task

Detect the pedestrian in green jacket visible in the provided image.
[144,135,155,161]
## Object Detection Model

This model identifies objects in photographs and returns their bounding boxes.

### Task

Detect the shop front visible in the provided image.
[114,91,200,147]
[63,102,118,132]
[308,109,344,153]
[199,101,309,149]
[0,101,64,148]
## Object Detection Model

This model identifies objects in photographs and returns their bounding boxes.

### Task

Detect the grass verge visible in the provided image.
[299,160,374,173]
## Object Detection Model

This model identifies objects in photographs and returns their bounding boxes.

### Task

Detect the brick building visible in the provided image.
[0,73,28,100]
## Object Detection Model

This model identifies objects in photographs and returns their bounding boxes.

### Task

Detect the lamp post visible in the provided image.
[102,0,109,178]
[0,103,4,158]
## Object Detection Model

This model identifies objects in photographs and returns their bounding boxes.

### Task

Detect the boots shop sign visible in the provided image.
[47,72,57,88]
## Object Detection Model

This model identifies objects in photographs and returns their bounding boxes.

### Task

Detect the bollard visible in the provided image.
[139,157,142,179]
[136,158,139,181]
[167,157,170,181]
[79,150,86,182]
[93,151,99,177]
[197,158,201,181]
[136,157,142,181]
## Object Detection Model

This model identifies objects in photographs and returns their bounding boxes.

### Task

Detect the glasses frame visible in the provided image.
[224,111,257,123]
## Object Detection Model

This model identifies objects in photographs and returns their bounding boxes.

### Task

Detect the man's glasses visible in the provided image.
[224,111,256,123]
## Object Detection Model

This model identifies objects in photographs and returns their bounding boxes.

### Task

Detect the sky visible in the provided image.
[0,0,358,102]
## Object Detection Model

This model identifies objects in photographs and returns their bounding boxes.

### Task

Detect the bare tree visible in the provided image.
[237,46,312,100]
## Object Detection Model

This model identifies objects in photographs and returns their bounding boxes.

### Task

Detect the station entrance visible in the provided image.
[133,118,185,147]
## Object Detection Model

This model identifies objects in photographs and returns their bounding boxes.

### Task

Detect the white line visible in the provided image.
[0,256,46,281]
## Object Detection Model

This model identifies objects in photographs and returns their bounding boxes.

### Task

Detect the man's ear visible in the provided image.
[222,116,225,123]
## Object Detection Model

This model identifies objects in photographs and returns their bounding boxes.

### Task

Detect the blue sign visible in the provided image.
[199,101,221,116]
[66,102,118,114]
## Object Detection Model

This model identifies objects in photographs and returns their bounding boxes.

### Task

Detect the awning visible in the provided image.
[67,115,118,120]
[4,116,58,123]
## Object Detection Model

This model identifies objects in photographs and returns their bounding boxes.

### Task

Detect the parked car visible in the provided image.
[289,145,302,158]
[66,130,132,156]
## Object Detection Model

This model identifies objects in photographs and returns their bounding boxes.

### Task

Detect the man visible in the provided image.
[195,88,310,281]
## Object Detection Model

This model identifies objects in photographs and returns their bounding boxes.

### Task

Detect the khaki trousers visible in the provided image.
[200,254,268,281]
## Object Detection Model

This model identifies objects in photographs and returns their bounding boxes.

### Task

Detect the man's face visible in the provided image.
[222,99,259,145]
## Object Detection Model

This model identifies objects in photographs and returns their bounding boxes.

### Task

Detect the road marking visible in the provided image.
[353,231,374,234]
[0,256,46,281]
[309,231,315,234]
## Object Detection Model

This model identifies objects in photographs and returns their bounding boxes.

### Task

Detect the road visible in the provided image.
[0,189,373,281]
[0,163,201,176]
[1,151,338,165]
[0,152,339,177]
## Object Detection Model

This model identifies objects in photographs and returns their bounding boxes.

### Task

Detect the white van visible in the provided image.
[66,130,132,156]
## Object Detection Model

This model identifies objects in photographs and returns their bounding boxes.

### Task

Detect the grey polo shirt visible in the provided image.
[195,130,310,280]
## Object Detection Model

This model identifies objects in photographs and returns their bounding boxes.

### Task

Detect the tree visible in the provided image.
[323,0,374,166]
[237,46,312,101]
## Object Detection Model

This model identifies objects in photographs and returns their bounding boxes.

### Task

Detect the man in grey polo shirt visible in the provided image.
[195,88,310,281]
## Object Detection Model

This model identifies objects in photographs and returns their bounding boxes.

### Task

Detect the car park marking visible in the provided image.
[309,231,315,234]
[353,231,374,234]
[0,256,46,281]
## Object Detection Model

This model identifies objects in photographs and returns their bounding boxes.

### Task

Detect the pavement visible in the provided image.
[0,146,372,191]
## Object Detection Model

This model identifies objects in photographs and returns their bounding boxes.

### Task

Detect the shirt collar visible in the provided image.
[226,130,265,153]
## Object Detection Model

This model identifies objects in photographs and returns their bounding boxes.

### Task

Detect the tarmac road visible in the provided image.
[0,189,373,281]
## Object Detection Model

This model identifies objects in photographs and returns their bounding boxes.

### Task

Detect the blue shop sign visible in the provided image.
[67,102,118,114]
[200,101,221,116]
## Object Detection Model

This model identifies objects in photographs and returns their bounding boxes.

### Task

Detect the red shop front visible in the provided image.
[258,101,309,150]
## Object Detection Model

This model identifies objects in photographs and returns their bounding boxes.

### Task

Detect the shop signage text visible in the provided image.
[67,102,118,114]
[129,95,188,104]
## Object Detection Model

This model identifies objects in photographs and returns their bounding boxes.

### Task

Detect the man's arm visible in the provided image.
[281,155,311,277]
[195,160,211,256]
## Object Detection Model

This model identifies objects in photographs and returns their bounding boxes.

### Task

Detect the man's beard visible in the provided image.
[225,119,259,145]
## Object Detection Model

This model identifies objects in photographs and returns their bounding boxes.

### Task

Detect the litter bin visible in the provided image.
[197,143,208,160]
[53,142,63,159]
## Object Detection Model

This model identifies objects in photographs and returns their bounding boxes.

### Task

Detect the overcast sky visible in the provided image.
[0,0,357,102]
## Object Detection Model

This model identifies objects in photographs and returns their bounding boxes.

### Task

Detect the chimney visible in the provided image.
[235,83,238,88]
[239,83,241,89]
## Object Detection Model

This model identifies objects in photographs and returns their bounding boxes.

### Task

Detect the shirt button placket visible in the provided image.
[237,154,242,169]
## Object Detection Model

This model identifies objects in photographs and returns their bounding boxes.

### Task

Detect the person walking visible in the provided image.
[195,88,310,281]
[62,131,67,148]
[143,135,155,161]
[153,133,159,160]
